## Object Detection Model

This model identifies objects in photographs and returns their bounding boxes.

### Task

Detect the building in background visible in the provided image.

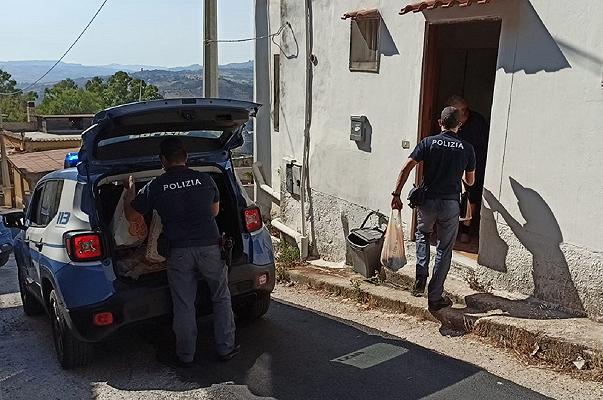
[254,0,603,319]
[0,107,89,207]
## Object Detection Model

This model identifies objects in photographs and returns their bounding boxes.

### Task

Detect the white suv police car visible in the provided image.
[4,99,275,369]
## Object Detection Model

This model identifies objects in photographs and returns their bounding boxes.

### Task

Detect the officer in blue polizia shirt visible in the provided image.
[123,137,239,368]
[391,107,476,312]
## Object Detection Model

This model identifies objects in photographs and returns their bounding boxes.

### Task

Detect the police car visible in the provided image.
[3,98,276,369]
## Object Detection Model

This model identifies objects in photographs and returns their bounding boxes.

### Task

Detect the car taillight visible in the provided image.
[93,312,114,326]
[65,232,104,262]
[243,207,263,232]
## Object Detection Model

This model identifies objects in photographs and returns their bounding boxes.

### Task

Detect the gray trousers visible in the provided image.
[167,245,236,362]
[415,199,460,302]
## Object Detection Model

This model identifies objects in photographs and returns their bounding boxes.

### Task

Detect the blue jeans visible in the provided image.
[415,199,460,302]
[167,245,236,362]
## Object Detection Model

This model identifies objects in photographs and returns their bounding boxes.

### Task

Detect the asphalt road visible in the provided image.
[0,259,550,400]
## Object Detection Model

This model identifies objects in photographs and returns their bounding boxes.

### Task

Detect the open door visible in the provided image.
[413,19,501,258]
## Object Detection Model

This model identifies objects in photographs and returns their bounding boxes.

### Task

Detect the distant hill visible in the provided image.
[0,60,253,102]
[0,60,252,84]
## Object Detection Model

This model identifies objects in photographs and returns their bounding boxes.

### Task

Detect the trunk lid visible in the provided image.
[77,98,259,176]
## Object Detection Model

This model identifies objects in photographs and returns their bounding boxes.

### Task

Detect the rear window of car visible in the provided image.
[97,130,224,148]
[94,130,230,161]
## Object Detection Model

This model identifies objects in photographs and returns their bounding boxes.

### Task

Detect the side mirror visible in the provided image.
[1,210,26,230]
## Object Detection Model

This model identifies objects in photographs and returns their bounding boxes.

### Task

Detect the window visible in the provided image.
[273,54,280,132]
[349,17,381,72]
[29,180,64,227]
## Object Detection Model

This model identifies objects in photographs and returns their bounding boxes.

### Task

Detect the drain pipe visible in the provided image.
[300,0,313,244]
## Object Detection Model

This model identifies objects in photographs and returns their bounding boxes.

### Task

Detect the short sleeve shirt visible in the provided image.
[410,131,476,200]
[131,166,220,248]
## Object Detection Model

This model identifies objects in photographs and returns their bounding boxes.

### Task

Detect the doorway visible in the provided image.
[414,19,501,257]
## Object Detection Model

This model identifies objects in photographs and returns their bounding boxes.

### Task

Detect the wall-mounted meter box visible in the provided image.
[286,161,302,197]
[350,115,368,142]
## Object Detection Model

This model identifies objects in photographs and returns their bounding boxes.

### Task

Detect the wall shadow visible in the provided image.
[477,205,508,273]
[380,18,399,57]
[555,37,603,77]
[498,0,570,74]
[482,178,584,314]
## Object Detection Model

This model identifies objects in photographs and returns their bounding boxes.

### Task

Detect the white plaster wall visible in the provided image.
[262,0,603,317]
[274,0,425,228]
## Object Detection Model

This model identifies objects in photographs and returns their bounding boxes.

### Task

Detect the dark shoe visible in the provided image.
[157,352,194,369]
[218,344,241,362]
[428,296,453,312]
[412,277,427,297]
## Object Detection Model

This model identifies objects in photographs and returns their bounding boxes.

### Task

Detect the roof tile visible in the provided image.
[400,0,494,15]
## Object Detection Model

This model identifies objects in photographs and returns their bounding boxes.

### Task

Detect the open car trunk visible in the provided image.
[96,165,243,282]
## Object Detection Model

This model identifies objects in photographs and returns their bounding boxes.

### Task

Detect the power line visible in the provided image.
[0,0,109,96]
[204,22,290,44]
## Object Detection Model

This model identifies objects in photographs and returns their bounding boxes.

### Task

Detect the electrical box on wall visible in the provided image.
[350,115,368,142]
[286,161,302,197]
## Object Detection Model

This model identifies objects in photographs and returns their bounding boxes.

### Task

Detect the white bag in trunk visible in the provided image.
[111,189,147,247]
[145,211,166,263]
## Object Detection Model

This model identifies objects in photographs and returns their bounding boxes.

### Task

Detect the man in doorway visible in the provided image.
[391,107,475,311]
[447,95,490,243]
[123,137,239,368]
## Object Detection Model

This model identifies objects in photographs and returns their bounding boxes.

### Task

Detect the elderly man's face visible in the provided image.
[454,103,470,125]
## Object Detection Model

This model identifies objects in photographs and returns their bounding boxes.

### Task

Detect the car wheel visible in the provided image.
[234,292,271,321]
[0,252,9,267]
[18,268,44,316]
[49,290,93,369]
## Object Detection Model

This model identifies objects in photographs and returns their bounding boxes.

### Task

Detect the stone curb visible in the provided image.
[287,265,603,380]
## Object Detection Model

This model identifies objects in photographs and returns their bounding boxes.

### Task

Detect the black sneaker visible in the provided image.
[218,344,241,362]
[157,352,194,369]
[428,296,453,311]
[412,277,427,297]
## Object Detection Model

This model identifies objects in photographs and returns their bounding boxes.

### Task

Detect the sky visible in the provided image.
[0,0,254,67]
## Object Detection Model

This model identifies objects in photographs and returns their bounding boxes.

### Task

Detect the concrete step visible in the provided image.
[287,264,603,380]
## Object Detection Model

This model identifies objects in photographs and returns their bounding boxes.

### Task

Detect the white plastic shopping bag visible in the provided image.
[380,209,407,271]
[111,189,147,247]
[145,211,166,263]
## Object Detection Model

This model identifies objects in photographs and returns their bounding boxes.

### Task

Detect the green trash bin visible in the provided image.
[347,212,384,278]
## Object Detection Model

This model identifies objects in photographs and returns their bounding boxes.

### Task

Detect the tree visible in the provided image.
[37,71,163,115]
[38,79,104,115]
[0,69,37,122]
[102,71,162,107]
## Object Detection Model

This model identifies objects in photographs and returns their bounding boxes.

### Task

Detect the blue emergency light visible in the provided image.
[64,152,79,168]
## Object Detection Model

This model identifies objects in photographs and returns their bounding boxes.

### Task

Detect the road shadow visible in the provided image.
[118,301,547,399]
[0,291,549,400]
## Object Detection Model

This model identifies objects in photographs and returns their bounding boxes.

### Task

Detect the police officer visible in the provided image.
[391,107,476,311]
[123,137,239,367]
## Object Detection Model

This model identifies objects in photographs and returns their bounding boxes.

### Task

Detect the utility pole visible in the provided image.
[203,0,219,98]
[138,68,144,101]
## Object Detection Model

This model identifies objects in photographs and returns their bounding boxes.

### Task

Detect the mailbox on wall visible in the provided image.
[350,115,368,142]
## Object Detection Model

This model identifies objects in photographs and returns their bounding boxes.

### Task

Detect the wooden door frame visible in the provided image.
[410,22,440,237]
[410,18,502,248]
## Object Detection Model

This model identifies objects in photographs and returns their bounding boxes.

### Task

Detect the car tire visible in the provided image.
[18,268,44,316]
[0,252,9,267]
[234,292,271,320]
[49,290,93,369]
